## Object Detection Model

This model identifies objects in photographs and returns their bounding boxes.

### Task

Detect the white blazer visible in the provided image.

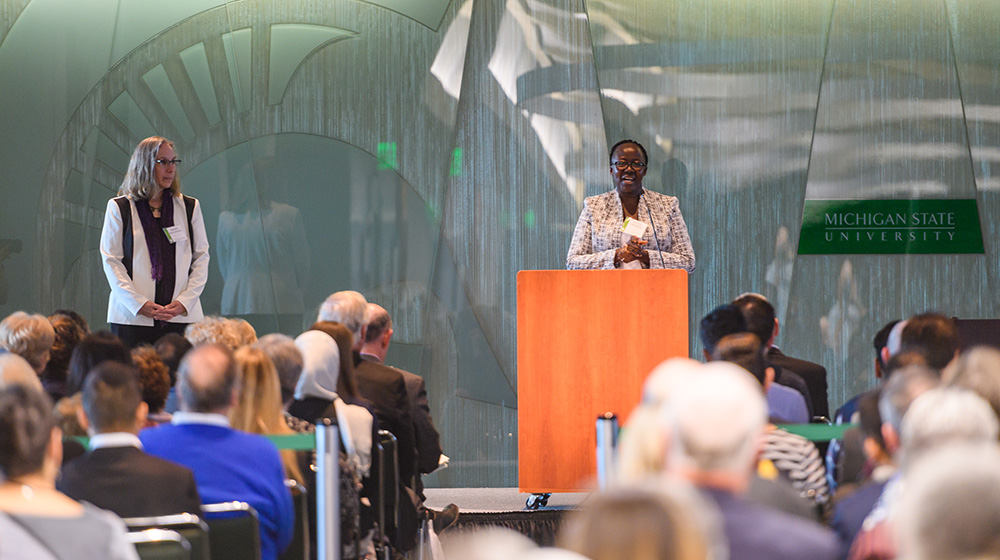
[99,195,210,326]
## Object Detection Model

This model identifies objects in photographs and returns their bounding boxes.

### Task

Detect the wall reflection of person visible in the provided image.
[216,172,310,334]
[99,137,209,348]
[566,140,695,271]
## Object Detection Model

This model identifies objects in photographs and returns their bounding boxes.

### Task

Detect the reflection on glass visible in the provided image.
[217,157,310,334]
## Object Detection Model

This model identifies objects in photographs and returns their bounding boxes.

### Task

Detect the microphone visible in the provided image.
[643,192,667,269]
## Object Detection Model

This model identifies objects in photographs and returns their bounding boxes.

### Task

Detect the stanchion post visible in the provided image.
[317,419,341,560]
[595,412,618,490]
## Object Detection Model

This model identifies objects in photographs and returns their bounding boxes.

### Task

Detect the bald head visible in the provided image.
[177,344,238,414]
[362,303,394,361]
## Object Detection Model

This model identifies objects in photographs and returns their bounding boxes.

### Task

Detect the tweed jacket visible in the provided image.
[566,189,695,271]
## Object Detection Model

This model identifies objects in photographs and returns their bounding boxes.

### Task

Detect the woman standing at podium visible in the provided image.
[566,140,695,272]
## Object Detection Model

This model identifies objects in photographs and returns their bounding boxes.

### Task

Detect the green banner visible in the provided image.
[798,199,985,254]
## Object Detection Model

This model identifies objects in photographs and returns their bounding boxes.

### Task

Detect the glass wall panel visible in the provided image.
[3,0,1000,487]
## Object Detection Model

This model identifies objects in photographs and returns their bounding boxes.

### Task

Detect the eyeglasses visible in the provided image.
[612,161,646,171]
[155,158,182,166]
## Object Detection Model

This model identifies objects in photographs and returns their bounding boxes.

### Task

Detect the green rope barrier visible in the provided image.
[776,423,856,442]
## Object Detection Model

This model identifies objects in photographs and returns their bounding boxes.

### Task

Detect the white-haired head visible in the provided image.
[616,359,701,483]
[899,387,999,467]
[317,291,368,346]
[666,361,767,485]
[897,443,1000,560]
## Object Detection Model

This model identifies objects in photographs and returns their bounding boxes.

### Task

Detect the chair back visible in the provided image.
[124,513,209,560]
[202,501,262,560]
[278,479,310,560]
[127,528,191,560]
[374,430,399,544]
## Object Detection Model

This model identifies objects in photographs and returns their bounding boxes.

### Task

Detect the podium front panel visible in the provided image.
[517,269,689,493]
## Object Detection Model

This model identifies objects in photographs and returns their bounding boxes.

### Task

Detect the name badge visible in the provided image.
[163,225,187,244]
[621,217,648,238]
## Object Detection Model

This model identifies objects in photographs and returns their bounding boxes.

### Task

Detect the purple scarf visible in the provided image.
[135,196,175,282]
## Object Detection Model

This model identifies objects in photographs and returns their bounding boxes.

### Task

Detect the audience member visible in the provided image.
[140,344,294,560]
[231,346,305,485]
[40,312,86,401]
[896,443,1000,560]
[66,331,131,395]
[559,483,722,560]
[52,309,90,335]
[665,361,838,560]
[0,311,55,376]
[826,320,898,493]
[0,384,138,560]
[615,357,701,482]
[131,345,171,425]
[317,291,417,494]
[154,331,192,414]
[943,345,1000,420]
[848,378,990,560]
[254,333,304,406]
[713,333,829,509]
[362,304,444,499]
[184,316,252,350]
[58,361,201,517]
[830,390,893,556]
[289,330,373,474]
[733,293,829,419]
[0,353,44,391]
[898,312,960,372]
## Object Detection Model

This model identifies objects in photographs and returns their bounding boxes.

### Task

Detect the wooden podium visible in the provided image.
[516,269,689,493]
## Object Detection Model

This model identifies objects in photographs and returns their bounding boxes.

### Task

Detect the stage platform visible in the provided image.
[423,488,591,545]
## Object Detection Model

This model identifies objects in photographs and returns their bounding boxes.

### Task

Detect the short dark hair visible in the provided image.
[67,331,131,395]
[731,294,775,347]
[0,385,54,479]
[874,320,901,369]
[609,139,648,165]
[178,344,237,413]
[155,332,192,387]
[699,304,748,356]
[365,308,392,344]
[900,313,960,371]
[82,362,142,433]
[713,333,768,386]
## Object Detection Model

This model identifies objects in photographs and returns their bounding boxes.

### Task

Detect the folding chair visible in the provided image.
[124,513,209,560]
[279,479,310,560]
[127,528,191,560]
[202,501,262,560]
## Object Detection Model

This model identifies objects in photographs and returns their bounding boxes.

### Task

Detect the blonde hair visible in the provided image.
[559,485,716,560]
[0,311,56,372]
[231,346,304,484]
[118,136,181,200]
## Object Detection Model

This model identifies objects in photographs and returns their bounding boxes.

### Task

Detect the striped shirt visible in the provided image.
[760,426,830,507]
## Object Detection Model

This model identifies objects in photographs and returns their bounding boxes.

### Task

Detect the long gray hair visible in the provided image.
[117,136,181,200]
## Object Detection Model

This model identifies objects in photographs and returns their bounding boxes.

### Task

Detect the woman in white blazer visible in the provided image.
[566,139,695,272]
[99,137,210,347]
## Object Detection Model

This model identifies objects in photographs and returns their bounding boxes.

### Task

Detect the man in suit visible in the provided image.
[733,293,829,420]
[361,303,458,533]
[58,361,201,518]
[360,304,442,490]
[141,344,294,560]
[317,290,420,548]
[700,304,809,423]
